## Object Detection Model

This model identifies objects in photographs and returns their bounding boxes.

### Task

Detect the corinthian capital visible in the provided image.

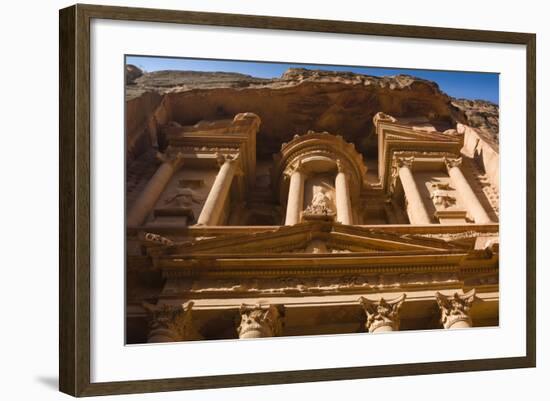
[215,152,239,167]
[395,156,415,169]
[143,301,199,342]
[283,159,304,178]
[156,150,184,169]
[336,159,348,174]
[444,157,463,170]
[359,294,406,332]
[435,289,476,329]
[237,304,284,338]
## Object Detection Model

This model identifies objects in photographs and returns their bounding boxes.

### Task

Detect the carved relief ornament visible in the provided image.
[359,294,406,332]
[444,156,463,170]
[435,289,476,329]
[143,302,199,341]
[283,159,305,179]
[237,304,284,338]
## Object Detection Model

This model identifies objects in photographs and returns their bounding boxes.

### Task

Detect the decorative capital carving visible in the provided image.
[396,156,415,169]
[215,152,239,167]
[435,290,476,329]
[143,302,199,341]
[237,304,284,338]
[359,294,406,332]
[283,159,304,178]
[336,159,347,174]
[444,157,463,170]
[156,150,184,169]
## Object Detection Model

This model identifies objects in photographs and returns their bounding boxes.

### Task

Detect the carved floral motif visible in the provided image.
[237,304,284,338]
[435,289,476,329]
[359,294,406,332]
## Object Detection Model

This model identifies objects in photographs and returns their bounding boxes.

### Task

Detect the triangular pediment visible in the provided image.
[144,222,464,257]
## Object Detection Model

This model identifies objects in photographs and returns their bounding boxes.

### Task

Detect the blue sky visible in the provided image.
[126,55,499,104]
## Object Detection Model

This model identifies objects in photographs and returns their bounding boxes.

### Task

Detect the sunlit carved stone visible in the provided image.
[335,159,353,224]
[445,157,491,224]
[359,294,406,333]
[284,161,306,225]
[396,157,431,224]
[435,290,476,329]
[303,186,335,217]
[237,304,284,339]
[125,72,500,343]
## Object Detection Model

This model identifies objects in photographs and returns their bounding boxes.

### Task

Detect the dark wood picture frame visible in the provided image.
[59,3,536,397]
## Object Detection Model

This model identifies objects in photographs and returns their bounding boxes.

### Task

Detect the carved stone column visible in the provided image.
[284,162,305,225]
[396,157,431,224]
[127,152,184,227]
[359,294,406,333]
[196,154,239,226]
[445,157,492,224]
[143,302,200,342]
[335,160,353,225]
[435,290,476,329]
[237,304,284,339]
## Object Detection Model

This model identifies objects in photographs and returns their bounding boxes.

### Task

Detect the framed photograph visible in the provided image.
[59,4,536,397]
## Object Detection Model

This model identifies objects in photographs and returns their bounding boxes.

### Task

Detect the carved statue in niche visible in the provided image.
[430,182,456,209]
[304,186,334,216]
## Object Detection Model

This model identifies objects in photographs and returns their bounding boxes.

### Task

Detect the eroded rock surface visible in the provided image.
[451,99,499,144]
[126,67,498,161]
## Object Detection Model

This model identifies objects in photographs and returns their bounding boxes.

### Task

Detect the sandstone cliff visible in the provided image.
[125,65,499,160]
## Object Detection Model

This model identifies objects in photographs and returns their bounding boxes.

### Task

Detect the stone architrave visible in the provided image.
[237,304,284,339]
[435,289,476,329]
[335,159,353,225]
[396,157,431,224]
[284,161,306,225]
[127,151,184,227]
[142,301,200,342]
[196,153,240,226]
[444,157,491,223]
[359,294,406,333]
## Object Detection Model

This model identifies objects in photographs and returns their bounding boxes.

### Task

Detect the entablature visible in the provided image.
[374,112,464,191]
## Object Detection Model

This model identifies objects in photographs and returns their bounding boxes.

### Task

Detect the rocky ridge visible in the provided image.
[125,65,499,159]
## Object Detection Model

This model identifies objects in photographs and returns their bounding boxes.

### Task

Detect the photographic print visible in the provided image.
[124,56,500,343]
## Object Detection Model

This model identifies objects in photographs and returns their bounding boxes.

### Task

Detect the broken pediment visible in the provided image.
[143,221,464,257]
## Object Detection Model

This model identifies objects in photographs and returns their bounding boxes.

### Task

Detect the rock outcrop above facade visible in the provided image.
[451,98,499,144]
[125,67,498,161]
